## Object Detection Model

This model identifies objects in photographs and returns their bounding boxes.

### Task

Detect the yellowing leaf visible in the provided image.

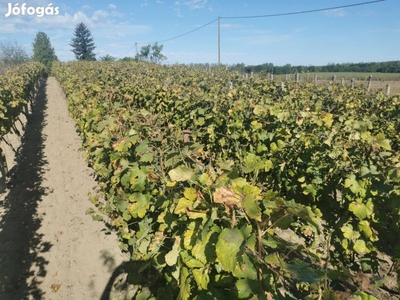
[165,237,181,266]
[186,210,207,219]
[174,198,193,214]
[192,268,209,290]
[264,159,274,172]
[353,239,371,255]
[180,251,204,268]
[178,267,191,300]
[183,228,195,250]
[184,187,197,201]
[322,113,334,127]
[358,220,376,241]
[198,173,212,186]
[169,166,194,182]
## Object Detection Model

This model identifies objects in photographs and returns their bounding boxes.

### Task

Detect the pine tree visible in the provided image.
[32,32,58,73]
[70,23,96,61]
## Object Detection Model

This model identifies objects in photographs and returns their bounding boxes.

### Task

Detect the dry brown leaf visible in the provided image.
[51,282,61,292]
[213,186,242,207]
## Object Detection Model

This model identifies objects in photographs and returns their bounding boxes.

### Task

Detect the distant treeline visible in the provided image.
[187,61,400,74]
[229,61,400,74]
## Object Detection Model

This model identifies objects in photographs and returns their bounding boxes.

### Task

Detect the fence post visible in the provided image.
[295,73,299,83]
[314,74,317,84]
[0,148,7,193]
[366,75,372,92]
[351,78,355,89]
[386,84,391,96]
[341,78,345,86]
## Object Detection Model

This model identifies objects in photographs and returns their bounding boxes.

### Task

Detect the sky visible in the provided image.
[0,0,398,66]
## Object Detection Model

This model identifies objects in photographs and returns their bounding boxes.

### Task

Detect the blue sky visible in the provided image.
[0,0,398,66]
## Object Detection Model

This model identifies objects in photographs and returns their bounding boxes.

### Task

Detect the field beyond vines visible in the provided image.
[51,61,400,300]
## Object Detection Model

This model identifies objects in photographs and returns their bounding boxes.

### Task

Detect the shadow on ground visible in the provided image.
[0,78,52,300]
[99,248,174,300]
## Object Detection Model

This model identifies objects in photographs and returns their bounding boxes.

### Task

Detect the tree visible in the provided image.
[32,32,58,73]
[0,40,30,67]
[135,42,166,64]
[99,54,116,61]
[70,23,96,61]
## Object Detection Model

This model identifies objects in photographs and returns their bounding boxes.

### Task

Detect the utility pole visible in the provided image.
[218,15,220,66]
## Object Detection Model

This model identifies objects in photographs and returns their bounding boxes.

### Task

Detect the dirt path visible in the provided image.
[0,77,128,299]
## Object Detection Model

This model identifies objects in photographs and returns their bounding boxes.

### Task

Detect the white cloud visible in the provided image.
[220,23,244,29]
[323,8,347,18]
[0,6,152,61]
[174,0,207,10]
[92,10,109,22]
[109,4,117,10]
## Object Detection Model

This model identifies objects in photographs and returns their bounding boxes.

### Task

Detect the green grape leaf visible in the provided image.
[235,278,258,299]
[140,152,154,163]
[232,253,257,280]
[129,166,146,192]
[344,175,363,195]
[216,228,244,272]
[349,201,373,220]
[128,193,151,218]
[341,224,360,239]
[243,153,264,173]
[242,195,262,221]
[375,133,391,151]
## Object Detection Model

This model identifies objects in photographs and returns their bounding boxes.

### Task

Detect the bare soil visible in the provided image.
[0,77,128,300]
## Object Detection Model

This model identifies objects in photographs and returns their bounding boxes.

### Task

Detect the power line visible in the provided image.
[118,0,385,58]
[157,18,218,43]
[222,0,385,19]
[117,18,217,58]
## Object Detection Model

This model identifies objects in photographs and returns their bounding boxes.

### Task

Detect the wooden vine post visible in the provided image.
[385,84,390,96]
[0,148,7,193]
[366,75,372,92]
